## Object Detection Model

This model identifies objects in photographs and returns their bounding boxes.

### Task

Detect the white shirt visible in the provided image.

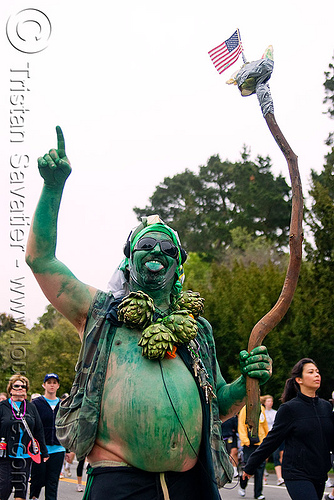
[265,408,277,431]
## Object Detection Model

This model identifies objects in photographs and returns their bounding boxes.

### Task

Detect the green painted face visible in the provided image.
[129,231,178,292]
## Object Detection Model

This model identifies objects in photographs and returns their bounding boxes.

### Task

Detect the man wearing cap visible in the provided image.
[26,127,272,500]
[30,374,65,500]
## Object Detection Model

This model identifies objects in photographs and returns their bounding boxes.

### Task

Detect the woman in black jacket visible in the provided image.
[243,358,334,500]
[0,374,48,500]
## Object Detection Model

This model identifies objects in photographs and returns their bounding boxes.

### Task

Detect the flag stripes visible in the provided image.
[208,30,243,74]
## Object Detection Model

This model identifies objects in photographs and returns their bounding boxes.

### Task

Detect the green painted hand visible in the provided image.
[239,346,272,385]
[38,126,71,188]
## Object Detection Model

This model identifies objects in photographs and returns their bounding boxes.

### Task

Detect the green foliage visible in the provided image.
[185,253,286,398]
[223,227,288,269]
[0,315,30,385]
[134,150,291,258]
[0,313,16,381]
[324,56,334,119]
[0,313,15,333]
[184,255,332,404]
[26,313,81,395]
[299,56,334,399]
[303,133,334,397]
[0,307,81,396]
[306,158,334,276]
[36,304,65,330]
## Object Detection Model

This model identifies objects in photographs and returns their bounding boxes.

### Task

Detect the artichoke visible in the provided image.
[162,311,198,344]
[174,290,205,319]
[138,323,177,359]
[118,291,154,329]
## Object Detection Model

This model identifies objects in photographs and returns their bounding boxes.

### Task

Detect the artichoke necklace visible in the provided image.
[117,289,216,403]
[117,290,205,360]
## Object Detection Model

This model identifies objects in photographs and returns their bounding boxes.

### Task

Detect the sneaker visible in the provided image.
[324,495,334,500]
[59,473,64,479]
[65,468,72,477]
[255,495,265,500]
[76,485,84,492]
[238,487,246,497]
[276,478,284,486]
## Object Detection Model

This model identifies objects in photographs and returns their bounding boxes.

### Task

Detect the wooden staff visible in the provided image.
[246,111,303,436]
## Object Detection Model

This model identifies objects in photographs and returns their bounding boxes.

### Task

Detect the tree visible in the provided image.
[0,313,15,333]
[35,304,65,330]
[302,57,334,398]
[183,252,314,403]
[27,306,81,394]
[306,154,334,275]
[323,56,334,119]
[0,313,30,387]
[0,306,81,395]
[134,150,291,258]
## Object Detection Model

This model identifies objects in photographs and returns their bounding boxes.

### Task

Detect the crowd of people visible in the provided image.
[0,373,86,500]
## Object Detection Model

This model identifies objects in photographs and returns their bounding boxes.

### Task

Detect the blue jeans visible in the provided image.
[240,445,266,498]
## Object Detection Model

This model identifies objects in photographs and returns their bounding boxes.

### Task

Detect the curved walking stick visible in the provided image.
[246,112,303,435]
[234,54,304,436]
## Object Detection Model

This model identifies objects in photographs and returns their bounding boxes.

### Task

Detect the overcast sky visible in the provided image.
[1,0,333,327]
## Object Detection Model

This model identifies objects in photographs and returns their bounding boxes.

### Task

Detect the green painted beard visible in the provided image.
[128,257,177,292]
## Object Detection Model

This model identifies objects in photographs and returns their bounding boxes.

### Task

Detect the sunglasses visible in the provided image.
[12,384,27,390]
[133,237,179,259]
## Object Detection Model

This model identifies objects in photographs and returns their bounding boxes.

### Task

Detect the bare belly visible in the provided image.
[88,326,203,472]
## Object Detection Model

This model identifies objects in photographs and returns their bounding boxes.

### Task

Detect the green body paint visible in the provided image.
[129,231,177,310]
[217,375,247,417]
[27,186,91,297]
[26,128,93,326]
[96,325,202,472]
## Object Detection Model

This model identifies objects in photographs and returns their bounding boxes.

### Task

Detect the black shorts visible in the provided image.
[224,435,237,455]
[86,464,204,500]
[0,457,32,500]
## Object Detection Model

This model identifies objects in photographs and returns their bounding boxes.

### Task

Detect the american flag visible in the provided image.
[208,30,243,74]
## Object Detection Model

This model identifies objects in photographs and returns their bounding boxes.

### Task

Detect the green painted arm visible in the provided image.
[26,127,96,333]
[217,371,247,420]
[217,346,272,420]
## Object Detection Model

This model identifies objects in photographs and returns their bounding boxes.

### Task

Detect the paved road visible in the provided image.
[219,472,290,500]
[219,473,334,500]
[9,467,334,499]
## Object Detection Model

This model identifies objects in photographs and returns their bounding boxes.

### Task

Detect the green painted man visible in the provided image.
[26,127,272,500]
